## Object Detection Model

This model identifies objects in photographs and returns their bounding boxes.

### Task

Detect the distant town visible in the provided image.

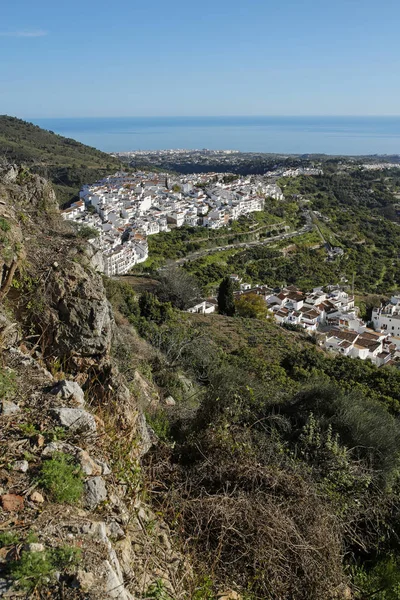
[62,170,284,276]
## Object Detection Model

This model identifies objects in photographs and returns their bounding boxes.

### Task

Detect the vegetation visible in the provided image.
[103,278,400,599]
[8,545,81,591]
[0,116,121,204]
[39,452,84,503]
[0,367,16,399]
[235,292,270,318]
[155,265,201,309]
[217,276,235,316]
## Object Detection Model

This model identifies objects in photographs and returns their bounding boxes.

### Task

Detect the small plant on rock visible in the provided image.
[9,550,54,591]
[39,452,83,503]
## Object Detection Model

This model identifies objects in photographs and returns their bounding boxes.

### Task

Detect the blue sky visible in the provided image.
[1,0,399,117]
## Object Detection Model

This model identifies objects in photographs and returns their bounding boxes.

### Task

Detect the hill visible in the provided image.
[0,116,121,204]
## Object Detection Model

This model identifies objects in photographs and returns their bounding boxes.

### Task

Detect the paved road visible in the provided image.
[173,213,313,265]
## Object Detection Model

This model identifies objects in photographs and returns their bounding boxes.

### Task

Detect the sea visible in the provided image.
[30,116,400,156]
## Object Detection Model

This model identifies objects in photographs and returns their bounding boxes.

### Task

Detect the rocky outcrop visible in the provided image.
[50,259,113,359]
[0,165,191,599]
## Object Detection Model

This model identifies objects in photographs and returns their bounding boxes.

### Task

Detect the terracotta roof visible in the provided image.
[356,338,381,351]
[338,340,352,348]
[361,330,382,339]
[334,331,359,343]
[304,309,320,319]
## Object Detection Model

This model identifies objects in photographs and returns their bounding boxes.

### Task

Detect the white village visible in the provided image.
[63,171,400,368]
[62,171,283,277]
[190,282,400,367]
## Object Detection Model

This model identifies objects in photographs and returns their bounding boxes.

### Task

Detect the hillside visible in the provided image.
[0,164,192,599]
[0,116,121,204]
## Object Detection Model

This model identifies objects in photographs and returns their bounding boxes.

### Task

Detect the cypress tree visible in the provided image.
[217,276,236,316]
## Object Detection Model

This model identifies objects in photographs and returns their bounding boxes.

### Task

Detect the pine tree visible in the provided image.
[217,277,236,316]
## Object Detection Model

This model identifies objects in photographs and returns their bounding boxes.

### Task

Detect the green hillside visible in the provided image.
[0,115,121,204]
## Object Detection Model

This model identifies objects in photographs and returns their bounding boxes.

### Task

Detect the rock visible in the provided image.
[36,434,45,447]
[30,491,44,503]
[218,592,242,600]
[50,380,85,406]
[81,521,108,543]
[1,494,24,512]
[24,543,45,552]
[0,164,18,184]
[335,584,352,599]
[1,400,20,415]
[71,569,95,592]
[164,395,176,406]
[49,261,113,359]
[77,449,102,476]
[108,521,125,540]
[42,441,76,457]
[0,579,13,595]
[136,412,154,456]
[51,407,96,434]
[101,560,133,600]
[12,460,29,473]
[97,460,111,475]
[85,476,107,509]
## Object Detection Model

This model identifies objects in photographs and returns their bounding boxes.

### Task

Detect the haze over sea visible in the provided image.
[31,116,400,156]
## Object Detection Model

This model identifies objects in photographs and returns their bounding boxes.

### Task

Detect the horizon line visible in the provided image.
[26,114,400,119]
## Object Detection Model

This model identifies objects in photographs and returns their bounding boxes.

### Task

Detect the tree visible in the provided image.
[139,291,172,324]
[156,265,201,310]
[217,277,235,316]
[235,293,269,319]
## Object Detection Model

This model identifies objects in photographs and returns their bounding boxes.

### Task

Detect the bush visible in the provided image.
[39,453,83,503]
[9,545,81,591]
[0,531,20,547]
[75,224,99,239]
[0,367,16,399]
[0,217,10,232]
[9,551,54,591]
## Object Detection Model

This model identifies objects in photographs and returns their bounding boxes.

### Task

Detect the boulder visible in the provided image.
[42,441,76,456]
[30,491,44,503]
[51,408,97,434]
[101,560,133,600]
[71,569,95,592]
[12,460,29,473]
[77,449,102,476]
[24,543,45,553]
[85,476,107,509]
[1,400,20,415]
[164,396,176,406]
[50,261,113,359]
[50,380,85,405]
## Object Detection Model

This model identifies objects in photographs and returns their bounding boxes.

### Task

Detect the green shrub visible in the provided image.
[9,551,54,591]
[0,217,11,232]
[0,531,20,547]
[0,367,16,399]
[75,224,99,239]
[145,409,170,442]
[352,556,400,599]
[9,545,81,591]
[146,579,173,600]
[52,545,82,568]
[39,453,83,503]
